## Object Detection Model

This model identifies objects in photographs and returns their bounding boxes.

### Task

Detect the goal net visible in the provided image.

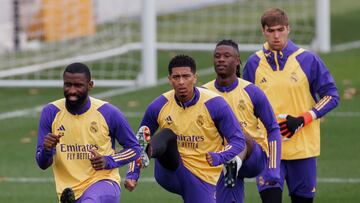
[0,0,327,87]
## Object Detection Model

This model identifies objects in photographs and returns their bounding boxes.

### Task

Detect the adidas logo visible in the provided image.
[260,77,267,84]
[165,115,173,125]
[57,125,66,131]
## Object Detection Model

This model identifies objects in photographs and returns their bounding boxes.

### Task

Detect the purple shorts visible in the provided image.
[154,159,216,203]
[257,157,317,198]
[216,141,267,203]
[76,179,121,203]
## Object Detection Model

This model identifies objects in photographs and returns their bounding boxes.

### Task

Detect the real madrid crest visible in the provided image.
[90,121,98,133]
[258,176,265,186]
[291,71,298,82]
[196,115,204,126]
[238,99,245,111]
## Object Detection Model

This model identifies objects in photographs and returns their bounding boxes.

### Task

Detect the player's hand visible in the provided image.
[89,149,106,170]
[278,114,304,139]
[206,153,214,166]
[43,133,62,151]
[124,179,138,191]
[278,113,313,140]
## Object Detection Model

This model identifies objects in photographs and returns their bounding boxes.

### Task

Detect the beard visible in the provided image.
[64,92,88,113]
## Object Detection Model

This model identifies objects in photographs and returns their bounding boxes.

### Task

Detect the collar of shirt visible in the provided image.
[263,40,299,71]
[174,87,200,109]
[70,97,91,115]
[263,39,299,58]
[214,78,238,93]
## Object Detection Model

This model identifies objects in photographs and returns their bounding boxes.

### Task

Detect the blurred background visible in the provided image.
[0,0,359,202]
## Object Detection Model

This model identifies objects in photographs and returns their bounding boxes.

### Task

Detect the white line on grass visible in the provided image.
[332,40,360,52]
[1,177,360,184]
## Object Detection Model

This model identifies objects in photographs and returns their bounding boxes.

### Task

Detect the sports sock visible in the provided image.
[260,187,282,203]
[291,195,313,203]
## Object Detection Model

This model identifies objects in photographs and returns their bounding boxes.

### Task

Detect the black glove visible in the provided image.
[279,115,305,139]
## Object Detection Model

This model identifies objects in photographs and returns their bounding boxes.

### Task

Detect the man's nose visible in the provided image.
[274,31,280,38]
[178,77,185,84]
[67,86,77,94]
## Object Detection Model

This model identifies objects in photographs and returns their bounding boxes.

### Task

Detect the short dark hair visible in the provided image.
[261,8,288,28]
[63,62,91,81]
[215,39,242,78]
[168,54,196,75]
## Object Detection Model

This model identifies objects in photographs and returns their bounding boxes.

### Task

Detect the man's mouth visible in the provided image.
[66,95,79,102]
[216,65,226,70]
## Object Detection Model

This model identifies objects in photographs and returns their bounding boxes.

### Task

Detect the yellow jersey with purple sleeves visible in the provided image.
[203,78,281,171]
[36,97,141,199]
[243,40,339,160]
[139,87,245,185]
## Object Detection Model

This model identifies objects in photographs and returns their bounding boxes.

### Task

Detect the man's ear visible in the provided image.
[88,80,94,90]
[168,75,171,84]
[261,27,265,34]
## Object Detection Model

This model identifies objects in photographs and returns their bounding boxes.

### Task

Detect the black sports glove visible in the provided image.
[278,114,305,139]
[279,112,314,140]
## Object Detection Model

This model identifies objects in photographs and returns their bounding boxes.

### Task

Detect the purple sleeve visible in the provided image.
[36,103,59,170]
[125,161,141,180]
[98,103,141,169]
[126,95,168,180]
[243,54,261,83]
[245,84,281,179]
[297,51,340,118]
[205,96,246,166]
[139,95,168,135]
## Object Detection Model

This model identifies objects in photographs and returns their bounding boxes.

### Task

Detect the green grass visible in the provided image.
[1,1,360,203]
[330,0,360,44]
[1,47,359,202]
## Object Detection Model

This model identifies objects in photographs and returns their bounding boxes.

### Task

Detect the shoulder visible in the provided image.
[42,101,61,115]
[90,97,108,108]
[198,87,221,101]
[161,90,174,101]
[43,99,63,115]
[143,93,170,117]
[39,101,62,125]
[199,88,227,110]
[50,98,65,109]
[243,52,261,73]
[242,80,262,94]
[149,93,170,109]
[296,48,320,62]
[247,51,262,63]
[238,80,267,106]
[238,78,252,88]
[202,80,216,89]
[93,98,124,119]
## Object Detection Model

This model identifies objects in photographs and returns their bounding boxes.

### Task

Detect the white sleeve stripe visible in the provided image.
[269,141,276,169]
